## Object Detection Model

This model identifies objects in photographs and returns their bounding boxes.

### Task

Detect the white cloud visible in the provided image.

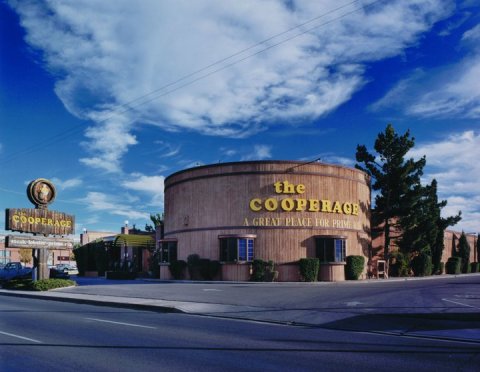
[121,173,165,208]
[241,145,272,161]
[410,131,480,232]
[82,191,150,221]
[51,177,83,190]
[9,0,455,171]
[372,23,480,119]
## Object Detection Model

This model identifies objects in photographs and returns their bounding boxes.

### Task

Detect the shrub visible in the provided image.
[389,251,410,277]
[250,260,278,282]
[2,279,75,291]
[207,260,221,280]
[187,254,201,280]
[169,260,187,279]
[250,259,267,282]
[436,262,445,275]
[411,252,433,277]
[345,256,365,280]
[446,257,462,274]
[299,258,319,282]
[470,262,480,273]
[199,259,221,280]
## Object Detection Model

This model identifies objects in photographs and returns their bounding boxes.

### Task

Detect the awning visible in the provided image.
[112,234,155,249]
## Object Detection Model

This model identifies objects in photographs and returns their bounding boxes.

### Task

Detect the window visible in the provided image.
[219,236,254,262]
[160,240,177,263]
[315,236,346,262]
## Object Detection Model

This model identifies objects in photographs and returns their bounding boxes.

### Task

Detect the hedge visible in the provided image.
[470,262,480,273]
[169,260,187,279]
[411,252,433,277]
[345,256,365,280]
[299,258,319,282]
[446,257,462,274]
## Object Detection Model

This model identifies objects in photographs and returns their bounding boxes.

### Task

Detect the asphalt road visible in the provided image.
[1,295,479,372]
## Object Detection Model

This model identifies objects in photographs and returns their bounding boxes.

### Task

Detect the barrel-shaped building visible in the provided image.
[161,161,371,281]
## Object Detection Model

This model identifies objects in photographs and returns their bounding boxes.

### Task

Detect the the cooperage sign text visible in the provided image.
[6,208,75,235]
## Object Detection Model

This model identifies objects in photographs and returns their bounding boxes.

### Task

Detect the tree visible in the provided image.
[457,232,471,273]
[19,248,32,265]
[356,124,426,260]
[145,213,164,232]
[398,179,461,274]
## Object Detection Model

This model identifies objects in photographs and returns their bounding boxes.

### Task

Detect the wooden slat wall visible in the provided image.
[165,161,370,264]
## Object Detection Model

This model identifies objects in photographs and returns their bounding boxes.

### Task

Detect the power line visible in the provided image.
[0,0,383,166]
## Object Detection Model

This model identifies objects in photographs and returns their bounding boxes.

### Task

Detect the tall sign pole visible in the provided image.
[4,178,75,280]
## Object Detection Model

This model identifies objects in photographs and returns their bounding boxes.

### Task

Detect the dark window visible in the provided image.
[160,241,177,263]
[220,238,254,262]
[316,237,346,262]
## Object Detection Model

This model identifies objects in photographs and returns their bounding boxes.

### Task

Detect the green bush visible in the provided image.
[250,260,278,282]
[299,258,319,282]
[411,252,433,277]
[470,262,480,273]
[446,257,462,274]
[250,259,267,282]
[199,259,221,280]
[436,262,445,275]
[187,254,201,280]
[389,251,410,277]
[345,256,365,280]
[169,260,187,280]
[207,260,221,280]
[464,261,472,274]
[2,279,75,291]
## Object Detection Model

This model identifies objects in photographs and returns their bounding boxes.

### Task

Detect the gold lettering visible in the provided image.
[332,201,342,214]
[342,202,352,215]
[308,199,320,212]
[352,203,359,216]
[281,198,295,211]
[296,199,307,211]
[264,198,278,211]
[250,198,262,212]
[321,200,332,213]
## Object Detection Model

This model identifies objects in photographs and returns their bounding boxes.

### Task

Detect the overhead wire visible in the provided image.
[0,0,384,166]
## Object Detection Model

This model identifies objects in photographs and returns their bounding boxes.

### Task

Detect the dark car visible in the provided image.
[49,267,70,279]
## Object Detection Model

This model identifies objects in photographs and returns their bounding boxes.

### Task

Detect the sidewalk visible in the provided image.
[1,274,480,344]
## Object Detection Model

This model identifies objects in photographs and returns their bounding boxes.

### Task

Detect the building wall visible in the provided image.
[164,161,371,277]
[442,231,477,264]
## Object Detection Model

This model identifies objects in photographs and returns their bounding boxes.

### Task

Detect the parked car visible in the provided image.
[49,266,70,279]
[0,262,32,281]
[56,264,78,275]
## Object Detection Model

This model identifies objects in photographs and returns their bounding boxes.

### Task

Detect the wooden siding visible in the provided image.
[164,161,371,269]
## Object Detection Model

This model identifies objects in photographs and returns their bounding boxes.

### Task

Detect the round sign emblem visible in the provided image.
[27,178,56,208]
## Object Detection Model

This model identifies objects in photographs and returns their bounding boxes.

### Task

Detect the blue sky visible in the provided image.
[1,0,479,238]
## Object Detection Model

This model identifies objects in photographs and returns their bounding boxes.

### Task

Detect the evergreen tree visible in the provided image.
[457,232,471,273]
[356,124,425,260]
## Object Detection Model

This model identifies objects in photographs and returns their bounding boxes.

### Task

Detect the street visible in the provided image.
[0,295,479,372]
[1,275,480,371]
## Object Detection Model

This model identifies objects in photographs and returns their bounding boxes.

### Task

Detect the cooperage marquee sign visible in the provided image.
[5,208,75,236]
[5,178,75,236]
